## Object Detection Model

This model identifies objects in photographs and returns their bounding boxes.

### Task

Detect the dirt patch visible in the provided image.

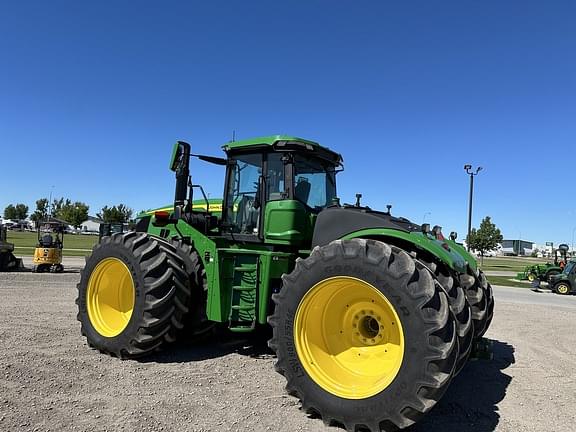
[1,271,574,431]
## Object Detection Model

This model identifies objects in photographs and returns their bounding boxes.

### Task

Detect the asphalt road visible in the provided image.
[492,285,576,309]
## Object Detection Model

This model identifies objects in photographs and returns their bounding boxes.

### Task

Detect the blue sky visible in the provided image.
[1,1,575,245]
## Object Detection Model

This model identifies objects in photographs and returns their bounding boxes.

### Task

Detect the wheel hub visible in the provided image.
[294,276,404,399]
[353,312,384,346]
[86,257,135,337]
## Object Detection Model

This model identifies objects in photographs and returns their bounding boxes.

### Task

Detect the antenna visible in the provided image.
[232,130,236,142]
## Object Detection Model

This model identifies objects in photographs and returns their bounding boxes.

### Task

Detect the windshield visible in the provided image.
[293,155,337,212]
[564,260,576,275]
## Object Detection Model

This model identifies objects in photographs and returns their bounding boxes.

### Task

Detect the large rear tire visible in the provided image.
[477,270,494,337]
[269,239,458,431]
[168,239,215,342]
[418,259,473,375]
[464,270,490,339]
[76,232,191,358]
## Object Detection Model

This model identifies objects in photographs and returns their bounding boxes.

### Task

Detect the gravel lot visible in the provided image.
[1,262,575,432]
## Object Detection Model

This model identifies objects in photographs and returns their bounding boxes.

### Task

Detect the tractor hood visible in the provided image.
[311,206,420,248]
[311,206,468,274]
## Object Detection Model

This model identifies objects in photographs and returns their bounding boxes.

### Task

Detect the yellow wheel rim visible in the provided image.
[557,284,569,294]
[527,273,535,282]
[87,257,135,337]
[294,276,405,399]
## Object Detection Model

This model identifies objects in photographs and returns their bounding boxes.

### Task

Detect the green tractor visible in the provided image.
[548,258,576,295]
[516,244,568,282]
[76,136,493,431]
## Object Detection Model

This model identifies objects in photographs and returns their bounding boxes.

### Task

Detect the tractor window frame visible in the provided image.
[221,151,289,242]
[286,153,338,213]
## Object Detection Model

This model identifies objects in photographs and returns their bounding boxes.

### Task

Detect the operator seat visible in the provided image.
[235,195,260,234]
[39,234,54,247]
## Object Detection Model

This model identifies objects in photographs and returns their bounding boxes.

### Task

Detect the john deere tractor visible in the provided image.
[516,243,568,283]
[76,136,493,431]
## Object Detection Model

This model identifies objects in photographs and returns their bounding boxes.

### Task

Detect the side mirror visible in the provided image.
[170,141,190,171]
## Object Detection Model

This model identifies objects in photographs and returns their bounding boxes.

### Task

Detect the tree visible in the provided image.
[58,201,90,228]
[97,204,133,223]
[466,216,503,264]
[4,204,17,219]
[51,197,68,217]
[30,198,49,223]
[3,203,28,220]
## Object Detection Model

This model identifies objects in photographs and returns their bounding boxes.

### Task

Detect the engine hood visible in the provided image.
[311,206,420,248]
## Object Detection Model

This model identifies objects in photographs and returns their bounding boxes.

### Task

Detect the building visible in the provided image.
[501,239,534,256]
[80,216,104,233]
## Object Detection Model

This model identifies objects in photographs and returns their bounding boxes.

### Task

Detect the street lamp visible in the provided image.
[464,164,483,251]
[48,185,55,217]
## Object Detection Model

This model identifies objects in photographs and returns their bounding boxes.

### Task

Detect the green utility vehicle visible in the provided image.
[76,136,493,431]
[516,244,569,282]
[549,258,576,295]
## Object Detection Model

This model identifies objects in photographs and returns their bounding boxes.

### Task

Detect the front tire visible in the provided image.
[76,232,191,358]
[269,239,458,431]
[554,282,571,295]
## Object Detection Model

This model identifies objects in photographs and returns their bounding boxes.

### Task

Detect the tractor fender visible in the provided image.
[340,228,468,274]
[444,239,478,273]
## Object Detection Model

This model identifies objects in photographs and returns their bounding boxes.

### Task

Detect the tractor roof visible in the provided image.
[222,135,343,165]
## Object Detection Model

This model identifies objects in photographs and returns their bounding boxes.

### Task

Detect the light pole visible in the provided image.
[464,164,483,251]
[48,185,55,217]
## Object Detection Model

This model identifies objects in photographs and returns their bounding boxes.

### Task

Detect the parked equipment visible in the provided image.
[76,135,493,431]
[0,224,23,271]
[516,244,569,282]
[98,222,125,241]
[33,218,65,273]
[549,258,576,295]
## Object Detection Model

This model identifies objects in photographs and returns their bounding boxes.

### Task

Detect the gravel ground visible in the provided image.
[1,268,575,432]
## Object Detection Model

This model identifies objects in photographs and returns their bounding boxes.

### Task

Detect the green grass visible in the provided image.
[479,256,553,273]
[486,275,534,288]
[6,230,98,257]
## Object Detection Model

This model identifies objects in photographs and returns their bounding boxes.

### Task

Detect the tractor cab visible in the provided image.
[33,218,65,273]
[220,138,341,244]
[167,135,342,247]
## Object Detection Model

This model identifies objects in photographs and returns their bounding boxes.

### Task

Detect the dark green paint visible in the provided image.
[263,200,312,245]
[341,228,468,274]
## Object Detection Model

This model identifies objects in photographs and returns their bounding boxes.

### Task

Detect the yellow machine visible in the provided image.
[33,219,65,273]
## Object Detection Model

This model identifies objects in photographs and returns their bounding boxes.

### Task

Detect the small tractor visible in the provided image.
[76,136,494,431]
[0,224,23,271]
[516,243,569,282]
[549,258,576,295]
[33,218,65,273]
